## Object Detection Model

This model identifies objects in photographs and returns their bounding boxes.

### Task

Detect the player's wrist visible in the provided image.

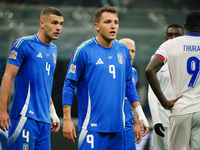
[135,105,149,127]
[50,104,60,123]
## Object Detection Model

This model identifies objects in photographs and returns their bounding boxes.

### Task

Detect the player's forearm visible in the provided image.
[132,107,139,124]
[131,101,140,108]
[146,72,168,108]
[132,102,149,127]
[0,73,15,111]
[62,79,76,106]
[145,60,168,107]
[63,105,72,121]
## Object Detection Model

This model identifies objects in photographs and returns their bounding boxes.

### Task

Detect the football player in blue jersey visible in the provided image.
[62,6,149,150]
[119,38,146,150]
[0,7,63,150]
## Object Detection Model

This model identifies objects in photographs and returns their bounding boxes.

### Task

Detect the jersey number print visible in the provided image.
[187,56,200,88]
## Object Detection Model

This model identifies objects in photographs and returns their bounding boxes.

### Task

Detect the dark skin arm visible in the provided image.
[145,56,181,110]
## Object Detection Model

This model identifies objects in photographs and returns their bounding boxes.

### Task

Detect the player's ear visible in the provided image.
[184,22,188,30]
[40,19,45,29]
[94,23,99,31]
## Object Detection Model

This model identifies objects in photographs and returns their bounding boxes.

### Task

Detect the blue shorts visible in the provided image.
[0,129,8,150]
[78,129,124,150]
[7,115,51,150]
[124,128,136,150]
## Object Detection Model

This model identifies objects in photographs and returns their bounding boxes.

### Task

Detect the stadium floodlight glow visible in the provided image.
[8,12,13,19]
[9,22,14,29]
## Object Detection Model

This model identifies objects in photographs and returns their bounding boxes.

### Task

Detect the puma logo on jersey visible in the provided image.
[36,52,43,58]
[96,58,104,65]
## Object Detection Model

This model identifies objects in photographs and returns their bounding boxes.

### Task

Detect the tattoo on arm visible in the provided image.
[63,105,71,120]
[63,105,71,108]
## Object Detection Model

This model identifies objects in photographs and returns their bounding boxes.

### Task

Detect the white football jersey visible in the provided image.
[155,34,200,116]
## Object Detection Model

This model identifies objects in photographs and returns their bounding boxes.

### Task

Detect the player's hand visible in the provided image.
[139,119,149,137]
[134,123,142,144]
[0,110,11,132]
[50,105,60,133]
[63,120,77,143]
[154,123,165,137]
[163,96,182,110]
[51,121,60,133]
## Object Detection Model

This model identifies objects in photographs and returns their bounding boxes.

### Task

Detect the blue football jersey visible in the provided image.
[63,37,139,132]
[8,34,57,123]
[124,67,138,130]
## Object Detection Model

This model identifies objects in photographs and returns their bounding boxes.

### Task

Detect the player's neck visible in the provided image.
[37,31,51,45]
[96,36,113,48]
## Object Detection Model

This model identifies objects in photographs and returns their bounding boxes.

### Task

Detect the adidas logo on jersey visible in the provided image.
[36,52,43,58]
[96,58,104,65]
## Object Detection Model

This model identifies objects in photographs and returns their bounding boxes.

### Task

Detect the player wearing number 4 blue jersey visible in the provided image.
[0,7,64,150]
[146,10,200,150]
[62,6,149,150]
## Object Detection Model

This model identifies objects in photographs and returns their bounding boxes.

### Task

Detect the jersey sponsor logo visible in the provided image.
[53,52,56,64]
[9,50,17,59]
[96,58,104,65]
[117,53,124,64]
[69,64,76,73]
[108,56,112,59]
[36,52,43,58]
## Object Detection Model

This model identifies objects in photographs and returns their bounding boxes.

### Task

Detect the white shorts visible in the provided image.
[151,127,170,150]
[169,112,200,150]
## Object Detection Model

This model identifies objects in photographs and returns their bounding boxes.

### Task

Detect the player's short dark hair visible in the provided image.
[185,10,200,31]
[166,24,183,34]
[41,7,63,19]
[93,6,118,23]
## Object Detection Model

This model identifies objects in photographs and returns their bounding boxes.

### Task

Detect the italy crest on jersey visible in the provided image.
[53,52,56,64]
[117,53,123,64]
[23,143,29,150]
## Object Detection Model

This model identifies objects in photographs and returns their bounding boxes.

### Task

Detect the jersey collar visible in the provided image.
[186,33,200,37]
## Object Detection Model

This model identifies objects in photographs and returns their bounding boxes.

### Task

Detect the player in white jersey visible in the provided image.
[146,10,200,150]
[62,7,149,150]
[0,7,63,150]
[148,24,183,150]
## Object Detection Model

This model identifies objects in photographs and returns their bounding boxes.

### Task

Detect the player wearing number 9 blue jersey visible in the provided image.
[146,10,200,150]
[62,6,147,150]
[64,37,136,132]
[0,7,63,150]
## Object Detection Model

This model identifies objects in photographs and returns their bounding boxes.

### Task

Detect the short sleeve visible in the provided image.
[7,38,27,67]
